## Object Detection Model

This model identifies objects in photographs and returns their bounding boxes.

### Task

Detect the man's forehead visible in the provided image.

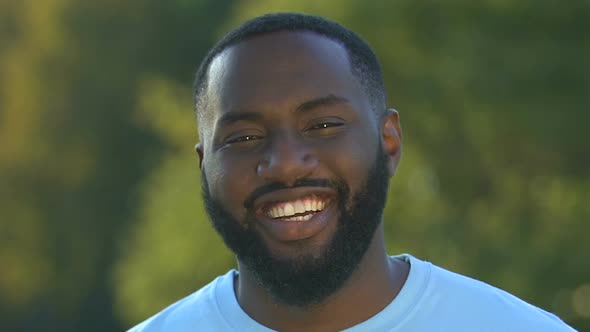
[212,30,348,69]
[208,31,349,86]
[203,31,356,116]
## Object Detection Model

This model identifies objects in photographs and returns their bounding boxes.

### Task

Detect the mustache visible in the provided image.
[244,178,340,210]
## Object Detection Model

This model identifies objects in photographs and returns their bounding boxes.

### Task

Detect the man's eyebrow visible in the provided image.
[296,94,350,113]
[216,111,262,128]
[216,94,349,128]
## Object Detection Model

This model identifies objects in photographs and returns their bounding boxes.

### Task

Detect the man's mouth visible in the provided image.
[263,195,330,222]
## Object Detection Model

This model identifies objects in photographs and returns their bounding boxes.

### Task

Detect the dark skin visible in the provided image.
[197,31,408,331]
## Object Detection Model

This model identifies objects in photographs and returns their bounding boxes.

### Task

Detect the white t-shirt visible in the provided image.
[129,254,576,331]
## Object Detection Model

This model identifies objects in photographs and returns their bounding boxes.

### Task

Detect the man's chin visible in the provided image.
[243,225,332,265]
[262,244,330,270]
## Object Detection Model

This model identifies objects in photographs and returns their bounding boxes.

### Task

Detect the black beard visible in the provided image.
[201,146,390,307]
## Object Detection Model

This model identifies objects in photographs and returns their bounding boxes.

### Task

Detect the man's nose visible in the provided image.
[257,135,317,186]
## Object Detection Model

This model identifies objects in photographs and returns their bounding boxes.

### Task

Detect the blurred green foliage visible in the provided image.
[1,0,588,331]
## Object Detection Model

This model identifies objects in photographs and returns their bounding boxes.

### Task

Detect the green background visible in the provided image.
[1,0,588,330]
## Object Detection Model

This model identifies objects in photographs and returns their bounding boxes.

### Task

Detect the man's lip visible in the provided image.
[252,186,337,213]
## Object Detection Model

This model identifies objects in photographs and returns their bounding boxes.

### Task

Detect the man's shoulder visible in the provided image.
[412,256,575,331]
[127,270,236,332]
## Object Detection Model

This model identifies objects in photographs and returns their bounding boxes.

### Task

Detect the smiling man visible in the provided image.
[130,13,575,332]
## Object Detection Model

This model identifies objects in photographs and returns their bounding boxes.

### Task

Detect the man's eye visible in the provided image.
[309,122,343,130]
[226,135,263,144]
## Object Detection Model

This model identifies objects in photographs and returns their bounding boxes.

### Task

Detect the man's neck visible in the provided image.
[234,228,410,332]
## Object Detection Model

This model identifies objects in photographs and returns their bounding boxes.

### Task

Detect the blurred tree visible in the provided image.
[1,0,234,331]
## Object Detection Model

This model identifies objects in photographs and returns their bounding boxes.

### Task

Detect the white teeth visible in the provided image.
[284,214,313,222]
[284,203,295,216]
[266,197,329,219]
[294,201,305,214]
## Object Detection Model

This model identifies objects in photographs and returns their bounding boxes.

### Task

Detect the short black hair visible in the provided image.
[194,12,387,126]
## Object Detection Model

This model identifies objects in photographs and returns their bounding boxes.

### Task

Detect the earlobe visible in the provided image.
[381,109,402,176]
[196,143,204,169]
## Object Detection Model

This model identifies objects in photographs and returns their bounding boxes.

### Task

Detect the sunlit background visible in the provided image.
[1,1,589,331]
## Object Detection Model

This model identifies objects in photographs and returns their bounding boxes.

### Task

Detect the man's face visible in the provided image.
[198,31,398,306]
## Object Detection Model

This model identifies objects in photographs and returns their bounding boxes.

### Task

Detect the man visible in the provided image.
[130,13,575,331]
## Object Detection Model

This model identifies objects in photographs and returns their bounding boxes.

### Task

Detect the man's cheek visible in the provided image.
[325,153,367,192]
[216,180,250,223]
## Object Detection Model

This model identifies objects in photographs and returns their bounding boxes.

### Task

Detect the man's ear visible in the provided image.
[196,142,204,169]
[381,109,402,176]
